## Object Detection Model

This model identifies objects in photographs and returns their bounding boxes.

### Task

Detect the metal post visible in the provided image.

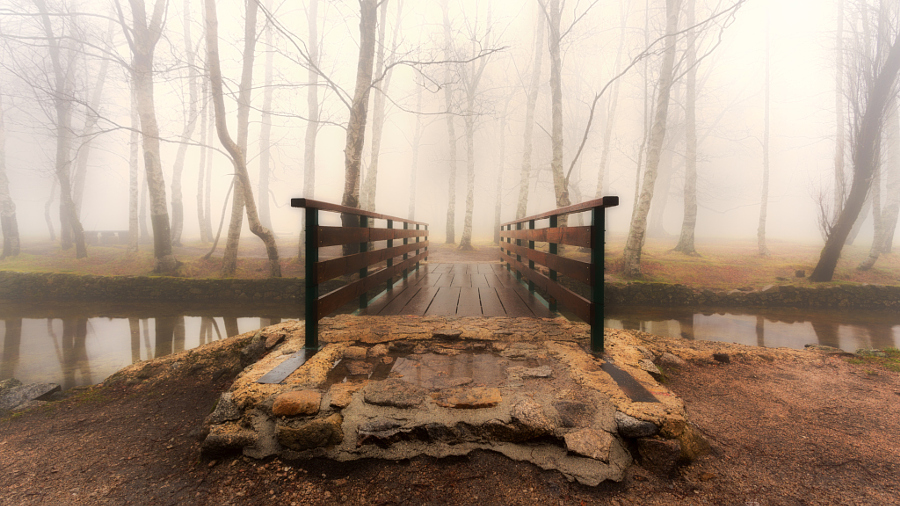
[386,219,393,290]
[304,208,319,350]
[415,223,421,271]
[515,222,522,281]
[528,219,535,292]
[548,215,558,313]
[591,206,606,354]
[359,215,368,309]
[402,221,409,279]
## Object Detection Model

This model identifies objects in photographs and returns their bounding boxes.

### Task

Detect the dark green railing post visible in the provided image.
[591,205,606,354]
[359,215,368,309]
[415,223,421,271]
[548,215,558,313]
[402,221,409,279]
[304,208,319,350]
[386,219,394,290]
[515,222,522,281]
[528,219,535,292]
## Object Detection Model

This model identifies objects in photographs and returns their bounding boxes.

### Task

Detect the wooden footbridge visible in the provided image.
[290,197,618,354]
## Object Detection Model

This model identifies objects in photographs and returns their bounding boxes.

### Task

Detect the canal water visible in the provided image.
[2,301,899,390]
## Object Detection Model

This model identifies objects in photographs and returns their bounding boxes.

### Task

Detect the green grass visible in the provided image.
[844,347,900,374]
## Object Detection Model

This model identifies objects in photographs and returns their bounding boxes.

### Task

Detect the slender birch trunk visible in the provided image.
[674,0,698,255]
[834,0,846,218]
[128,80,140,252]
[517,9,544,219]
[623,0,682,277]
[859,100,900,270]
[758,11,771,256]
[547,0,570,211]
[222,0,261,276]
[300,0,319,259]
[197,75,209,243]
[340,0,378,255]
[441,0,458,244]
[408,79,423,221]
[0,92,19,258]
[170,0,200,246]
[257,0,275,230]
[205,0,281,277]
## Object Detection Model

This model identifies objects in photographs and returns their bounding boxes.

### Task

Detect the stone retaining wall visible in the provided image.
[0,271,302,303]
[2,270,898,310]
[605,282,900,310]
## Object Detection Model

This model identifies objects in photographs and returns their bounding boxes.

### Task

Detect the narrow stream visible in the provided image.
[606,306,900,352]
[0,300,299,390]
[3,301,899,391]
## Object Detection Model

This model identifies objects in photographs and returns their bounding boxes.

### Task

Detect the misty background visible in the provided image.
[0,0,889,252]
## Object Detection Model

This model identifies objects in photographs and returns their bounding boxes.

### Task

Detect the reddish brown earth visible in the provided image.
[1,331,898,506]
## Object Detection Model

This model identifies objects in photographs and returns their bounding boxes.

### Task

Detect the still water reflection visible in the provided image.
[606,306,900,352]
[0,300,298,390]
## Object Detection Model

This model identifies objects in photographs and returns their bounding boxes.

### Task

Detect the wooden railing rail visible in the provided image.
[499,196,618,353]
[292,198,429,349]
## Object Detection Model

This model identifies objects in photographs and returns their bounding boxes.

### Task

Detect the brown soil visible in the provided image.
[2,330,898,505]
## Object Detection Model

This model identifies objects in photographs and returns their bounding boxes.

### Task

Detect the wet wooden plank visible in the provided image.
[452,273,473,287]
[397,287,440,315]
[471,273,491,287]
[425,287,461,316]
[432,272,455,287]
[494,287,534,317]
[479,288,506,316]
[508,283,555,318]
[456,287,483,316]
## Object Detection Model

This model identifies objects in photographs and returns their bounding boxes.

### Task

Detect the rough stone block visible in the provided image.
[343,346,368,360]
[636,437,682,476]
[615,412,659,438]
[564,428,613,462]
[206,393,241,425]
[363,379,426,408]
[512,398,559,436]
[276,413,343,451]
[0,383,61,412]
[655,352,686,368]
[272,390,322,417]
[432,387,502,409]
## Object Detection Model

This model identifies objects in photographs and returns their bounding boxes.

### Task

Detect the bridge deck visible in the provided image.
[358,263,555,318]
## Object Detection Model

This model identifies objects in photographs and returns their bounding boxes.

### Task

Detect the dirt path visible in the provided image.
[2,335,898,505]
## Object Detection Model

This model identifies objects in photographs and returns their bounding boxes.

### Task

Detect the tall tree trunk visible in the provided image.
[810,30,900,282]
[408,78,423,221]
[0,93,19,258]
[45,180,57,241]
[73,52,111,218]
[674,0,698,255]
[516,7,544,219]
[441,0,458,244]
[118,0,178,271]
[340,0,378,242]
[494,98,510,244]
[205,0,281,278]
[300,0,319,259]
[203,82,215,240]
[170,0,200,247]
[222,0,260,276]
[547,0,570,211]
[35,0,87,259]
[758,11,770,256]
[257,0,275,231]
[834,0,846,219]
[361,0,400,212]
[128,80,140,252]
[197,76,209,243]
[596,5,627,198]
[859,100,900,269]
[633,0,653,217]
[622,0,682,277]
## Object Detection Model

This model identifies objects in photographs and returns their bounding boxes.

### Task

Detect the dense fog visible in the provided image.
[0,0,897,253]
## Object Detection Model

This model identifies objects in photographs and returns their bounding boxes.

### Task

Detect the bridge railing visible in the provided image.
[291,198,429,350]
[499,196,618,353]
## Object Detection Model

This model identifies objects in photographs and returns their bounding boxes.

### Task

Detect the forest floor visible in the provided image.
[2,235,899,289]
[1,323,899,505]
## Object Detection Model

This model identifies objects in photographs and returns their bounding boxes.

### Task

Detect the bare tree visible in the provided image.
[257,0,274,230]
[115,0,178,271]
[810,5,900,281]
[623,0,683,277]
[221,0,261,276]
[516,7,544,219]
[673,0,699,255]
[35,0,87,259]
[170,0,200,247]
[858,98,900,269]
[758,7,771,256]
[441,0,459,244]
[204,0,281,277]
[408,76,424,221]
[0,91,19,258]
[128,80,140,252]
